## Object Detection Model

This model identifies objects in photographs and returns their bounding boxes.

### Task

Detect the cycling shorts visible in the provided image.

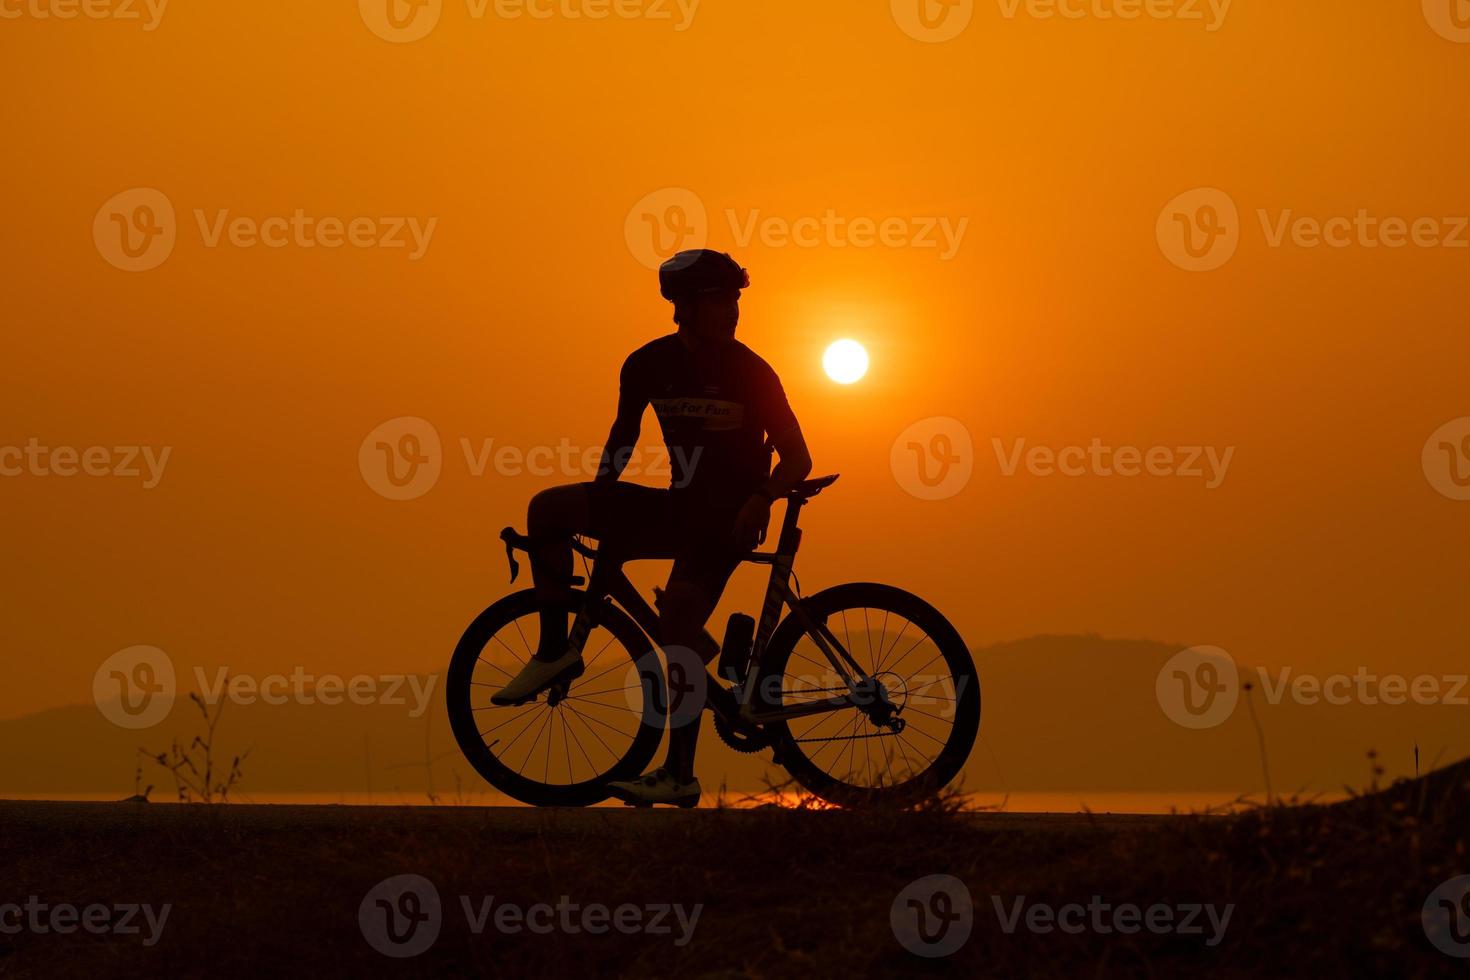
[583,481,748,602]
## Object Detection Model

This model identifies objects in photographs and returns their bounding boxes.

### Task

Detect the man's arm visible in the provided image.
[732,359,811,548]
[595,360,645,483]
[758,422,813,499]
[732,420,812,549]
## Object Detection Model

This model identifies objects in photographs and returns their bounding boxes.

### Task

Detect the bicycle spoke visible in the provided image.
[899,643,946,681]
[473,659,514,679]
[893,728,919,779]
[862,607,872,670]
[490,629,528,668]
[562,702,622,763]
[565,702,639,741]
[906,682,958,702]
[837,713,863,779]
[899,720,947,748]
[875,617,912,675]
[563,707,599,775]
[902,703,959,726]
[880,740,898,785]
[504,708,548,775]
[510,617,536,661]
[476,703,537,739]
[780,687,848,700]
[812,714,858,766]
[895,729,935,769]
[893,731,929,775]
[560,701,639,747]
[516,709,555,776]
[789,647,831,673]
[872,732,891,788]
[810,713,860,765]
[495,705,548,763]
[568,683,641,699]
[563,693,638,716]
[582,634,616,670]
[875,609,890,668]
[790,704,851,741]
[579,656,633,689]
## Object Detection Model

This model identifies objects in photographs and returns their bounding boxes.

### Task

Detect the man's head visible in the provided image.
[659,249,749,346]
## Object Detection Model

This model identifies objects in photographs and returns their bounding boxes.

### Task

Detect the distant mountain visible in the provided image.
[971,634,1467,796]
[2,636,1464,801]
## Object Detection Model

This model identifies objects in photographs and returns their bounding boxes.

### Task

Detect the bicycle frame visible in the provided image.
[562,495,872,726]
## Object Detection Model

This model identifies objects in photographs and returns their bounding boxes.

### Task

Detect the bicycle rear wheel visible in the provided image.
[759,583,980,807]
[446,589,664,807]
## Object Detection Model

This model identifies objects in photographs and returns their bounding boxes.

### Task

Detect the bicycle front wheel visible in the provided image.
[446,589,664,807]
[759,583,980,807]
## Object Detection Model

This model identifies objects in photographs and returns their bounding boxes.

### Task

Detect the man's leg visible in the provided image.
[497,483,666,707]
[526,484,592,661]
[653,579,720,785]
[604,509,743,804]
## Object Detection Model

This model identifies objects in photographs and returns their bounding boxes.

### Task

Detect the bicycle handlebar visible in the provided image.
[499,527,597,583]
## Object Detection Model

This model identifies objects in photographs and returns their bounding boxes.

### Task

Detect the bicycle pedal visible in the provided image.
[534,660,586,701]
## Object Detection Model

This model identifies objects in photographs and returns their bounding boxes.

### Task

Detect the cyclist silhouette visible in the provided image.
[491,249,813,807]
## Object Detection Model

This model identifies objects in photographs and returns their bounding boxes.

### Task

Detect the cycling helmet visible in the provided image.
[658,249,750,302]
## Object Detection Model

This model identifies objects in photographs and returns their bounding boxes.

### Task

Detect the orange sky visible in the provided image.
[3,1,1468,792]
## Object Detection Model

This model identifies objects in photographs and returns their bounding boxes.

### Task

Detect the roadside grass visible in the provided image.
[0,760,1465,977]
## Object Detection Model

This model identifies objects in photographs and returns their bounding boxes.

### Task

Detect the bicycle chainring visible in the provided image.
[713,713,769,754]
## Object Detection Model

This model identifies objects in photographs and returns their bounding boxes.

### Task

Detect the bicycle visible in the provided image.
[446,475,980,807]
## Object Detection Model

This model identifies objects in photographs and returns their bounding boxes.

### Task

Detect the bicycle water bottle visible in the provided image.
[717,613,755,688]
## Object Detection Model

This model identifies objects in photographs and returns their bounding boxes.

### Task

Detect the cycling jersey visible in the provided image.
[617,334,798,510]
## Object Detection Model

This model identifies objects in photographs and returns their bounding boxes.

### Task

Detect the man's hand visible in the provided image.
[731,494,773,550]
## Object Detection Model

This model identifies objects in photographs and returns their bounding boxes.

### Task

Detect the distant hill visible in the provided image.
[2,635,1465,800]
[971,634,1468,797]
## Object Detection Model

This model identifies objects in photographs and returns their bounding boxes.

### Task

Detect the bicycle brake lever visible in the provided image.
[499,527,521,583]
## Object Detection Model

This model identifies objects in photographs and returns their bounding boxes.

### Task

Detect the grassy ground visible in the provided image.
[0,764,1466,978]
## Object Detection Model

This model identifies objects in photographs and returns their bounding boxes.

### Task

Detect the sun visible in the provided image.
[823,339,869,384]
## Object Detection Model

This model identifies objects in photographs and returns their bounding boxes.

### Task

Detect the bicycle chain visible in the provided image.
[793,730,899,744]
